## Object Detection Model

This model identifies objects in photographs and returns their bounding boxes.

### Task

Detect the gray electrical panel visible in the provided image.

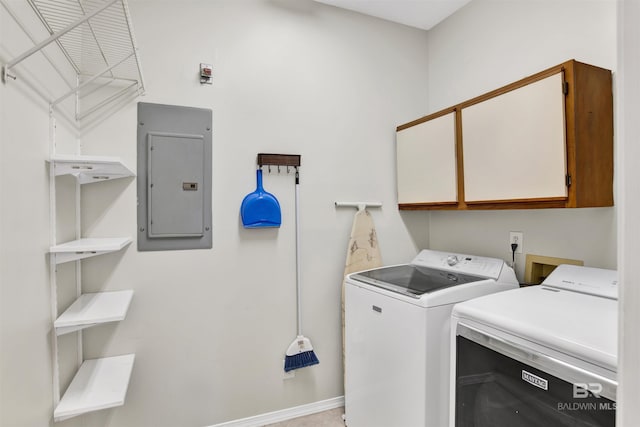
[137,102,212,251]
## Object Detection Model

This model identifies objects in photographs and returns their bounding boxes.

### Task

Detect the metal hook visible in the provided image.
[278,165,281,173]
[268,165,271,173]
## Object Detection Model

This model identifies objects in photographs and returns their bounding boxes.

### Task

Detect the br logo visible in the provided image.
[573,383,603,398]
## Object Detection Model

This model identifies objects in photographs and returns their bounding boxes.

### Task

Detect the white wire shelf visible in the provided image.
[55,290,134,336]
[54,354,135,422]
[50,237,132,264]
[1,0,145,122]
[51,154,135,184]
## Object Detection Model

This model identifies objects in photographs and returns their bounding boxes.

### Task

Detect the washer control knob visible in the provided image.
[446,255,459,266]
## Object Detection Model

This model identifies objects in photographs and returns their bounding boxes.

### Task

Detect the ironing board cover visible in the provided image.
[342,209,382,386]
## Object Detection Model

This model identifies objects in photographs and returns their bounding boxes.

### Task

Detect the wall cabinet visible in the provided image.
[396,59,613,210]
[461,72,567,203]
[396,110,458,205]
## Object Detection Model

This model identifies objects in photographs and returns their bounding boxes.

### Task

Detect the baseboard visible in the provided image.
[207,396,345,427]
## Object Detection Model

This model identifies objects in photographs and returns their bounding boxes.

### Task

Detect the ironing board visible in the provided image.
[341,208,382,385]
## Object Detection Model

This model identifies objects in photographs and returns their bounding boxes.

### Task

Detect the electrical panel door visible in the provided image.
[147,132,205,238]
[137,103,212,251]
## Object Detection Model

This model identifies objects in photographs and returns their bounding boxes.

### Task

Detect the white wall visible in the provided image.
[0,94,58,427]
[0,49,57,427]
[0,2,82,426]
[617,0,640,424]
[425,0,618,281]
[16,1,428,427]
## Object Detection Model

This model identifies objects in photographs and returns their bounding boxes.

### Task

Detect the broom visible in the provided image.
[284,168,319,372]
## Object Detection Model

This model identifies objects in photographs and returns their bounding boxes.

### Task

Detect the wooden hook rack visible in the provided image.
[257,153,301,168]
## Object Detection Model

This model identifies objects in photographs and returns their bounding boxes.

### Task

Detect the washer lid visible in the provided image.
[350,264,486,299]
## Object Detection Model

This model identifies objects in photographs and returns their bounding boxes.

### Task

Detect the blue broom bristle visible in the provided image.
[284,350,319,372]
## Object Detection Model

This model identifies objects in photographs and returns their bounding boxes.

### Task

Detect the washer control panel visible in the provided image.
[412,249,504,279]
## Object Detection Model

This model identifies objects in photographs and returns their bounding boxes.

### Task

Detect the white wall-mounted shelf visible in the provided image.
[51,154,135,184]
[50,237,132,264]
[1,0,145,124]
[54,354,135,422]
[17,0,144,419]
[55,290,134,336]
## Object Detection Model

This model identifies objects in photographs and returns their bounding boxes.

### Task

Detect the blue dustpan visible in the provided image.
[241,169,282,228]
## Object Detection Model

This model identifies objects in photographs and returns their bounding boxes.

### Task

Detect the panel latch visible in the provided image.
[183,182,198,191]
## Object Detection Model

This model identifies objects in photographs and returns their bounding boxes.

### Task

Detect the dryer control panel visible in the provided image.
[542,264,618,300]
[411,249,504,279]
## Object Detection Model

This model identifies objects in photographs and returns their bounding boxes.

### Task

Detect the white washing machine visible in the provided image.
[450,264,618,427]
[344,249,519,427]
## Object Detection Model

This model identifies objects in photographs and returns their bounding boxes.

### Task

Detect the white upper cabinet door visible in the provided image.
[396,111,457,204]
[461,72,567,203]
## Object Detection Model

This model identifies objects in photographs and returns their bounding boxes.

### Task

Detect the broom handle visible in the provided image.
[295,169,302,336]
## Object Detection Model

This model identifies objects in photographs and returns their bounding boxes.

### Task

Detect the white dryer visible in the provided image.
[450,264,618,427]
[344,249,519,427]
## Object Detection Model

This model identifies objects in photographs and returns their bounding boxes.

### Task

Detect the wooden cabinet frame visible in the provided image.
[397,59,613,210]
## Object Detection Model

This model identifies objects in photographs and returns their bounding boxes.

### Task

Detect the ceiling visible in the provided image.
[314,0,472,31]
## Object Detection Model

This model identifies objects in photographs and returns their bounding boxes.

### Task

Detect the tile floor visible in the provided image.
[263,407,345,427]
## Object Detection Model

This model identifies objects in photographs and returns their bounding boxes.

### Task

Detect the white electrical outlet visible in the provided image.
[509,231,523,254]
